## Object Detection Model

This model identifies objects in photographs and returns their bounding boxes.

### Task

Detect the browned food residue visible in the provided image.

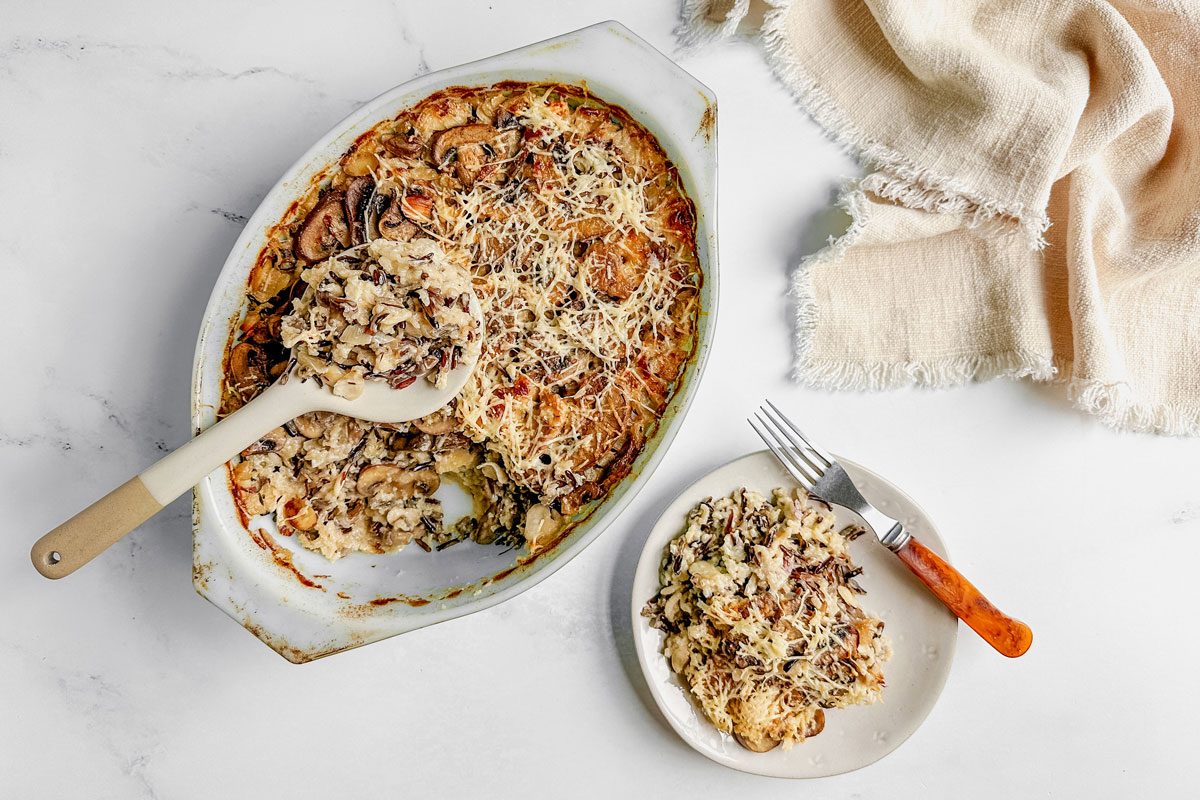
[698,97,716,143]
[247,527,325,590]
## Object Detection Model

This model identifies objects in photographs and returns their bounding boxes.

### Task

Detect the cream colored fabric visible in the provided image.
[682,0,1200,434]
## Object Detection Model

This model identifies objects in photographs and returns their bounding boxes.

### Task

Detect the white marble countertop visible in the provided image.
[3,2,1197,797]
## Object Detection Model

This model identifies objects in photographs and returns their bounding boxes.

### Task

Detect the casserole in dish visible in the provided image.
[190,21,718,662]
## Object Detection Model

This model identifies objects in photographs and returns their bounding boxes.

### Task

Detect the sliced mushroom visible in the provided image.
[383,114,424,158]
[494,108,521,130]
[733,729,781,753]
[584,231,651,300]
[431,123,495,168]
[840,626,861,657]
[356,464,397,493]
[405,468,440,496]
[383,134,423,158]
[344,176,375,244]
[228,342,272,395]
[412,407,457,435]
[377,197,419,241]
[381,215,418,241]
[291,413,327,439]
[356,464,440,498]
[293,191,350,262]
[240,308,284,344]
[452,145,490,187]
[363,193,388,240]
[243,426,290,455]
[431,124,522,187]
[477,128,522,185]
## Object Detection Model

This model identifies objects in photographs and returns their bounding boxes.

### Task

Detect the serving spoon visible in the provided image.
[31,295,483,580]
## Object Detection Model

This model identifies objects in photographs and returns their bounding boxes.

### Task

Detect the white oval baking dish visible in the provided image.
[190,21,718,662]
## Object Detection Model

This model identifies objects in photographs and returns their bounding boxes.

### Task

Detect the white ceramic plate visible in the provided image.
[631,450,957,778]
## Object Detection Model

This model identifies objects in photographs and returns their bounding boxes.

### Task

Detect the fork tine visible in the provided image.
[749,416,816,488]
[757,409,828,480]
[758,410,825,479]
[764,399,834,468]
[749,414,820,487]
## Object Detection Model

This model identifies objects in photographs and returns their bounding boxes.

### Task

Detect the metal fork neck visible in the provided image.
[877,520,911,552]
[861,506,911,552]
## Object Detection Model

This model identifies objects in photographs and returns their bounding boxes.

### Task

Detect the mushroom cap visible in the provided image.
[356,464,440,498]
[430,123,496,167]
[291,413,327,439]
[344,176,375,245]
[412,407,457,435]
[431,124,523,187]
[732,730,781,753]
[294,191,351,262]
[228,341,273,398]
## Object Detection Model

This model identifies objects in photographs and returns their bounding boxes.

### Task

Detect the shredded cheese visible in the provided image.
[643,487,891,751]
[375,86,699,506]
[228,83,702,559]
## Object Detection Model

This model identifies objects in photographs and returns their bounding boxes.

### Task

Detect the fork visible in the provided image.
[750,401,1033,658]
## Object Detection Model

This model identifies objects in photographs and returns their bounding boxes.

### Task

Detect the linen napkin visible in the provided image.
[682,0,1200,434]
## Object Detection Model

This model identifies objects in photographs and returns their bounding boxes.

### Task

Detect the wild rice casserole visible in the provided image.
[223,82,702,560]
[280,238,476,400]
[642,488,890,752]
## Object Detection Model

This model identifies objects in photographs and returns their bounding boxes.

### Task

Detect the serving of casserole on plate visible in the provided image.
[190,22,718,662]
[641,485,892,754]
[632,452,957,778]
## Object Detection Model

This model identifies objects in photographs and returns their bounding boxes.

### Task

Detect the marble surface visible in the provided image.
[2,2,1196,797]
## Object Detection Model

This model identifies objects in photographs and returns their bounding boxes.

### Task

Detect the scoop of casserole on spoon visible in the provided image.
[32,240,482,579]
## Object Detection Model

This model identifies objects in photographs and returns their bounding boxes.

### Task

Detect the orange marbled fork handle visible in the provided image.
[895,536,1033,658]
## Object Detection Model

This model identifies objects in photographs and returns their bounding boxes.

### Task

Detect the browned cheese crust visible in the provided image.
[222,82,701,560]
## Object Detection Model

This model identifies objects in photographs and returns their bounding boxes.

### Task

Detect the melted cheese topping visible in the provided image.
[226,83,701,559]
[375,88,699,507]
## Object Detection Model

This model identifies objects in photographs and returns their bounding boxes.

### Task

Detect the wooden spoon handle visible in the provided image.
[30,382,306,579]
[895,536,1033,658]
[31,477,162,579]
